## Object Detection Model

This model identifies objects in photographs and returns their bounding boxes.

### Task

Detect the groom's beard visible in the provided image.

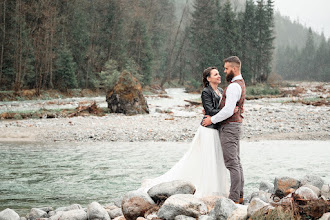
[226,70,235,82]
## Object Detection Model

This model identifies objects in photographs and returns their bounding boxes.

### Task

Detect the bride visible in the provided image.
[140,67,237,197]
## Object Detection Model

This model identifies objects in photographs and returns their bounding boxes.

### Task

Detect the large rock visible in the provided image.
[157,194,208,219]
[247,198,272,217]
[148,180,196,203]
[87,202,110,220]
[107,208,122,219]
[300,175,325,189]
[121,190,155,220]
[55,204,83,212]
[209,197,237,220]
[274,177,300,197]
[227,204,247,220]
[321,184,330,200]
[174,215,196,220]
[259,181,274,193]
[0,208,20,220]
[302,184,321,197]
[249,191,272,203]
[295,187,318,200]
[49,209,87,220]
[319,212,330,220]
[26,208,48,220]
[106,71,149,115]
[200,196,225,212]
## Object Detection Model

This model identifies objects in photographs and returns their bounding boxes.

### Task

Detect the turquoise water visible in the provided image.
[0,140,329,216]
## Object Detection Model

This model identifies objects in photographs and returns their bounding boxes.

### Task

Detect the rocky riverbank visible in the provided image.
[0,97,329,143]
[0,175,329,220]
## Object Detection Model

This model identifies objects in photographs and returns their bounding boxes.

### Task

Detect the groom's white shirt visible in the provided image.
[211,75,242,124]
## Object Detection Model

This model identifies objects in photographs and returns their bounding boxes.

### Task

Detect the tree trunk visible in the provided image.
[0,0,6,85]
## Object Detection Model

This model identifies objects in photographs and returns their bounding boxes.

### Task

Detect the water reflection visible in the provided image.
[0,140,329,215]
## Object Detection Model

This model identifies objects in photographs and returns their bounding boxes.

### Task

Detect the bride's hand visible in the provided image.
[202,109,205,115]
[234,106,239,113]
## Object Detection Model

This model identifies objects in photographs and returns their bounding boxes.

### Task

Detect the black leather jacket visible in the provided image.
[200,85,223,129]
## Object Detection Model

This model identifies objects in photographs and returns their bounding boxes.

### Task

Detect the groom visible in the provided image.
[202,56,246,204]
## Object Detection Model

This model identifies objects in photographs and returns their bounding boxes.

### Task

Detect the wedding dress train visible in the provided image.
[140,125,229,198]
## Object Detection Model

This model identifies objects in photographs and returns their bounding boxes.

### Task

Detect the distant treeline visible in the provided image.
[275,28,330,82]
[1,0,277,93]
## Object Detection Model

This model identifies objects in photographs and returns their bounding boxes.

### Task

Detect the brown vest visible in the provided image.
[219,79,246,124]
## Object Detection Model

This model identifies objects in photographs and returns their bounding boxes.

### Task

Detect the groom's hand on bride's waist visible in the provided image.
[202,115,212,126]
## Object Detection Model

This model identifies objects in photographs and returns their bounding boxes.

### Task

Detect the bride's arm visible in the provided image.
[201,89,220,116]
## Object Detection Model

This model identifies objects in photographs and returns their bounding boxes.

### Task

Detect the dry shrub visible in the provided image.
[267,73,283,87]
[251,206,296,220]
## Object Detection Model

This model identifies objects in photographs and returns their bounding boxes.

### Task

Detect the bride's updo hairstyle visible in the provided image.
[202,67,218,87]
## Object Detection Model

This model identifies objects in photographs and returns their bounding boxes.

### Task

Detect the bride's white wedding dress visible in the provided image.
[140,125,229,198]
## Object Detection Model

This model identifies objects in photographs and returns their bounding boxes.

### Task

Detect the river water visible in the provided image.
[0,140,329,215]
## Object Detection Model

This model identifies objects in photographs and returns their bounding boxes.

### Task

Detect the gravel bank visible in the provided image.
[0,97,329,142]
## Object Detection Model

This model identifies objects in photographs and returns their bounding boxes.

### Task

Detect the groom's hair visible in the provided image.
[202,67,218,88]
[224,56,241,69]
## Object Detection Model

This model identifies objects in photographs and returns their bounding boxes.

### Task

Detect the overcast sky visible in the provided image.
[273,0,330,39]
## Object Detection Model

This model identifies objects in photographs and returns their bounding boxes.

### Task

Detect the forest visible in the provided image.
[0,0,329,94]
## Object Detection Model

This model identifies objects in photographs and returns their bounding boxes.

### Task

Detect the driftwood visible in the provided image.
[68,102,103,117]
[184,99,202,106]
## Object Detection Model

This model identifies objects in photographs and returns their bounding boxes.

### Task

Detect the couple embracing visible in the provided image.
[141,56,245,204]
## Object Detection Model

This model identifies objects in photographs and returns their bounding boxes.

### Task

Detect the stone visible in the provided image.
[198,215,214,220]
[157,194,208,219]
[106,71,149,115]
[300,175,325,189]
[55,204,83,212]
[209,197,237,220]
[174,215,196,220]
[38,207,53,213]
[107,208,122,219]
[87,201,110,220]
[247,198,271,217]
[200,196,225,212]
[295,187,318,200]
[249,191,272,203]
[121,191,155,220]
[0,208,20,220]
[302,184,321,197]
[259,181,274,193]
[148,180,196,203]
[321,184,330,200]
[26,208,48,220]
[49,209,87,220]
[112,216,125,220]
[274,177,300,197]
[319,212,330,220]
[227,204,248,220]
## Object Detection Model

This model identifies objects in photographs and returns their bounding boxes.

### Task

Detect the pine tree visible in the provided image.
[299,28,316,80]
[54,45,77,92]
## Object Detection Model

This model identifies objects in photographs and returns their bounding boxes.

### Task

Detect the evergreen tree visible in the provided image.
[54,45,77,92]
[299,28,316,80]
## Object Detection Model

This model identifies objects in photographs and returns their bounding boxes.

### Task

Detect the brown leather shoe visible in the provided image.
[239,198,244,204]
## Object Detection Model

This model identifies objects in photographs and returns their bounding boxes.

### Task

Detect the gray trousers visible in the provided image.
[219,123,244,202]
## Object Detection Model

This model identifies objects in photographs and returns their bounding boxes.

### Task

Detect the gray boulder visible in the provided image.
[249,191,272,203]
[209,197,237,220]
[198,215,215,220]
[274,177,300,197]
[38,207,53,213]
[321,184,330,200]
[87,202,110,220]
[302,184,321,197]
[295,186,318,200]
[26,208,48,220]
[157,194,208,219]
[55,204,83,212]
[259,181,274,193]
[121,190,155,220]
[107,208,122,219]
[0,208,20,220]
[227,204,247,220]
[319,212,330,220]
[49,209,87,220]
[174,215,196,220]
[148,180,196,203]
[300,175,324,189]
[247,198,272,217]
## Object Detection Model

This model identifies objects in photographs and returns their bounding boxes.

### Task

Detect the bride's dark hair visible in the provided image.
[202,67,217,87]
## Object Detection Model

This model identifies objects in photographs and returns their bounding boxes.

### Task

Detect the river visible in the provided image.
[0,140,329,215]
